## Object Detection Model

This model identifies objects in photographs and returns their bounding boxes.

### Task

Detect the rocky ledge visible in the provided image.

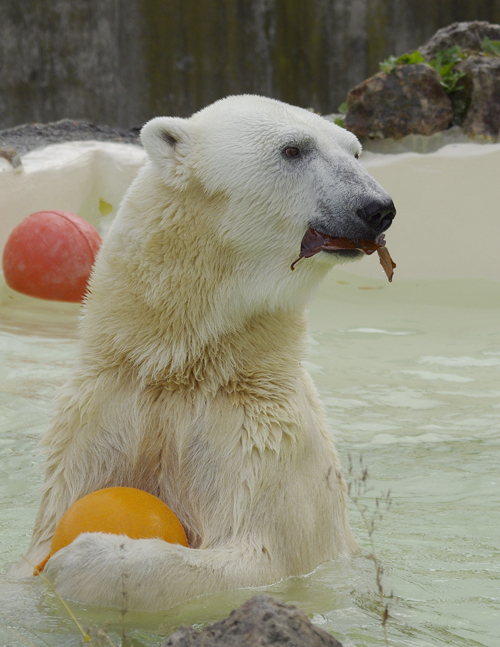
[343,21,500,142]
[0,119,141,158]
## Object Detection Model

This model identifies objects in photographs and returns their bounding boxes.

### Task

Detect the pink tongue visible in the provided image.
[291,226,396,282]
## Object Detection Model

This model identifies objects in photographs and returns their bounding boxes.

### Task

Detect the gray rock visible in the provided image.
[418,21,500,60]
[0,146,22,168]
[0,119,141,157]
[162,595,343,647]
[453,55,500,139]
[416,20,500,134]
[344,64,453,140]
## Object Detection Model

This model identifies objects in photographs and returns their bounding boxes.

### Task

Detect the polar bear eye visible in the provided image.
[284,146,300,158]
[355,153,360,160]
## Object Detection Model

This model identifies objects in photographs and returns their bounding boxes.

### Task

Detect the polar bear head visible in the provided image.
[94,96,395,360]
[140,95,394,302]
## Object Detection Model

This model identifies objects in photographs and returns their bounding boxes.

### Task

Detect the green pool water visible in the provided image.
[0,269,499,647]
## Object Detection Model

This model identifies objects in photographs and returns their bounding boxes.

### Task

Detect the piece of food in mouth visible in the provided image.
[291,226,396,282]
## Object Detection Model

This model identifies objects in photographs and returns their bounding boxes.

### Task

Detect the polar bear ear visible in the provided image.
[140,117,194,187]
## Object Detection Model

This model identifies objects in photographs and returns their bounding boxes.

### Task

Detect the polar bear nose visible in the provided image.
[356,199,396,234]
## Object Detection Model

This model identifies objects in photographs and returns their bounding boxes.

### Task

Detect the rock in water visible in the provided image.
[345,64,453,140]
[163,595,343,647]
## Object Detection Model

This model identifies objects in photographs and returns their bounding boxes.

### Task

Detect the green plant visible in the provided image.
[430,46,466,93]
[379,54,398,74]
[379,50,424,73]
[482,36,500,56]
[334,102,348,128]
[379,46,466,95]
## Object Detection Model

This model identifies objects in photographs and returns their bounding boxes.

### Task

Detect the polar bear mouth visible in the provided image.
[291,227,396,281]
[322,232,387,257]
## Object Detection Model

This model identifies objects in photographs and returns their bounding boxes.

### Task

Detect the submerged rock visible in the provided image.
[345,64,453,140]
[162,595,343,647]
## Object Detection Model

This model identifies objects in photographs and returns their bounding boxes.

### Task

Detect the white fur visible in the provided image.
[23,95,392,611]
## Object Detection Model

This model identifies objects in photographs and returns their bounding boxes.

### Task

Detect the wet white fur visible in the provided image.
[22,95,388,610]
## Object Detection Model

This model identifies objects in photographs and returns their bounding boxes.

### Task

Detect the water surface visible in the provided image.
[0,270,499,646]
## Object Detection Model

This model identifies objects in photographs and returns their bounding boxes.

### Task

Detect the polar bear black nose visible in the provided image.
[356,199,396,234]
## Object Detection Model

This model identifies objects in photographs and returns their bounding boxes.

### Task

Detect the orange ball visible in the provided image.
[34,487,188,575]
[2,210,101,302]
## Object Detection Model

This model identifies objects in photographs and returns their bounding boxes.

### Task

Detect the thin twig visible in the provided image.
[23,556,94,645]
[346,454,393,646]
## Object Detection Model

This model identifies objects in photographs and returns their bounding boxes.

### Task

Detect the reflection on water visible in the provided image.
[0,270,499,647]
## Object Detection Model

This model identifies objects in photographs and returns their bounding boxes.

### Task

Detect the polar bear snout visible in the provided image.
[356,198,396,235]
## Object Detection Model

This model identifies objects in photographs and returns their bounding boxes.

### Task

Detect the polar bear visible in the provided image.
[23,95,395,611]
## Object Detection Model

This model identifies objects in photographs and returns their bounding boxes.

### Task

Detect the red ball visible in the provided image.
[2,211,101,303]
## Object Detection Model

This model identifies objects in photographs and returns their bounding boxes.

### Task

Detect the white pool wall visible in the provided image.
[0,141,146,249]
[1,139,499,281]
[360,142,500,281]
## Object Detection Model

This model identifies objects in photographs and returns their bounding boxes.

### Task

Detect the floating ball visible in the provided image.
[34,487,188,575]
[2,210,101,302]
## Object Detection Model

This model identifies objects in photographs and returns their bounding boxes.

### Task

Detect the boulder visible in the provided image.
[453,55,500,138]
[343,21,500,141]
[162,595,343,647]
[419,21,500,60]
[344,64,453,140]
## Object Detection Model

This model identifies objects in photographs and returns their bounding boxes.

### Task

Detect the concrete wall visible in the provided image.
[1,0,499,129]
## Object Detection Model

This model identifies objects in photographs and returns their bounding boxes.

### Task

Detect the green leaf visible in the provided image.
[379,50,424,74]
[377,45,465,94]
[379,55,398,74]
[428,46,466,95]
[438,61,456,78]
[482,36,500,56]
[431,46,464,71]
[397,51,425,65]
[98,198,113,216]
[334,117,345,128]
[439,70,465,94]
[338,101,348,115]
